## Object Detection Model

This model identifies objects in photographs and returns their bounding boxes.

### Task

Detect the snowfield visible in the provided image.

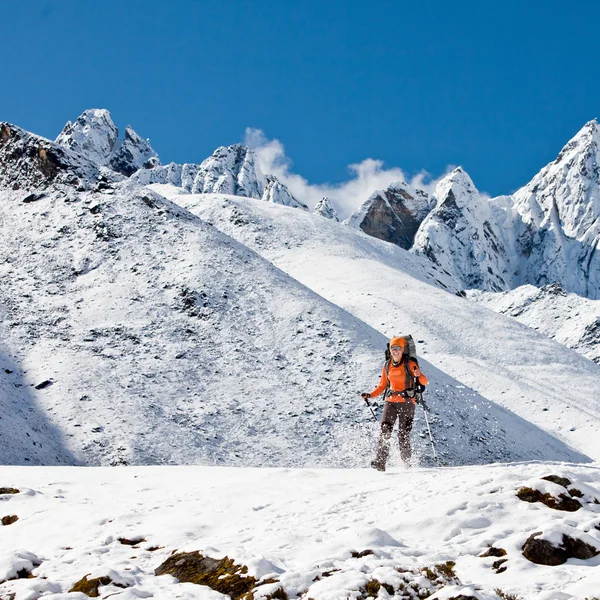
[1,463,599,600]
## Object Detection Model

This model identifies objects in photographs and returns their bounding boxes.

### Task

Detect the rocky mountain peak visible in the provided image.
[191,144,265,199]
[55,109,159,177]
[346,181,431,250]
[262,174,307,210]
[432,167,478,209]
[55,108,119,166]
[110,125,160,176]
[0,122,98,191]
[413,167,512,292]
[313,197,339,221]
[511,120,600,236]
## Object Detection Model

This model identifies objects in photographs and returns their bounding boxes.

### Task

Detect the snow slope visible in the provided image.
[1,463,599,599]
[469,284,600,365]
[155,187,600,461]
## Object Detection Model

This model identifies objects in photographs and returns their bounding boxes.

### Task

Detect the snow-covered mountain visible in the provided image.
[412,168,513,292]
[0,124,380,467]
[469,284,600,364]
[346,182,431,250]
[509,118,600,298]
[134,143,307,209]
[55,109,159,176]
[402,120,600,302]
[2,120,576,468]
[313,196,339,221]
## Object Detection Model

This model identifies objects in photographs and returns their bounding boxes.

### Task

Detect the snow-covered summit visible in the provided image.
[262,173,308,209]
[512,118,600,241]
[346,181,431,249]
[55,109,159,176]
[313,196,339,221]
[191,143,265,197]
[412,168,512,291]
[503,119,600,297]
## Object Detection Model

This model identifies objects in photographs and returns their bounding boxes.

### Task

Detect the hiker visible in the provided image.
[361,336,429,471]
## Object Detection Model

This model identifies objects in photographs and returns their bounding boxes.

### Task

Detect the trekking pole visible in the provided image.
[362,396,378,422]
[417,393,440,466]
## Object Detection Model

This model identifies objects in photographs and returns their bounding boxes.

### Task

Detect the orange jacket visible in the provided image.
[369,359,429,402]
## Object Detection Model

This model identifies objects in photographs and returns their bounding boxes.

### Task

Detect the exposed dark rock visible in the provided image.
[541,475,571,487]
[522,532,566,565]
[360,579,381,598]
[350,184,431,249]
[522,531,599,565]
[0,122,97,191]
[350,549,374,558]
[480,546,507,558]
[0,488,20,495]
[118,537,146,546]
[1,515,18,526]
[155,551,256,599]
[561,534,600,560]
[517,487,582,511]
[69,575,113,597]
[492,558,508,573]
[34,379,54,390]
[22,192,47,203]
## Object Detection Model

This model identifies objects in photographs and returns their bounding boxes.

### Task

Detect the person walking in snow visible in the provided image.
[361,337,429,471]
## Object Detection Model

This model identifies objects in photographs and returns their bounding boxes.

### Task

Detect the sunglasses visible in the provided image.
[390,345,404,351]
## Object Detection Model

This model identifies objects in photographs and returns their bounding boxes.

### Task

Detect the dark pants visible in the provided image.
[375,401,415,466]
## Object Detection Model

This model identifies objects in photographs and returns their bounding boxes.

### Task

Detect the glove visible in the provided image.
[415,383,426,393]
[361,392,371,400]
[415,394,429,410]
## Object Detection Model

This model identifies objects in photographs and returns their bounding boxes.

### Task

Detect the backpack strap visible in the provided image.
[383,359,391,401]
[404,356,416,392]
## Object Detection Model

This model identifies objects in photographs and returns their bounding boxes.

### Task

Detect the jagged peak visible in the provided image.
[432,167,478,208]
[57,108,117,138]
[552,118,600,165]
[313,197,339,221]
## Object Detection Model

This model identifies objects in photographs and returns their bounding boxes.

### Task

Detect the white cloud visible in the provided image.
[244,128,453,219]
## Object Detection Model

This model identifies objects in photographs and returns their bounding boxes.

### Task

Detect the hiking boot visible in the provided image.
[371,460,386,472]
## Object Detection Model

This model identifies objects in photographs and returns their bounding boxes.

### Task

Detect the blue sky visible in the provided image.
[2,0,599,206]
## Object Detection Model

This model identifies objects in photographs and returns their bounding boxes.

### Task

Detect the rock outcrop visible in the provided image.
[346,182,431,250]
[1,122,98,190]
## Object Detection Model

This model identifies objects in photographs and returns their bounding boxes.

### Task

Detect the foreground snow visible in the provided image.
[1,463,599,600]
